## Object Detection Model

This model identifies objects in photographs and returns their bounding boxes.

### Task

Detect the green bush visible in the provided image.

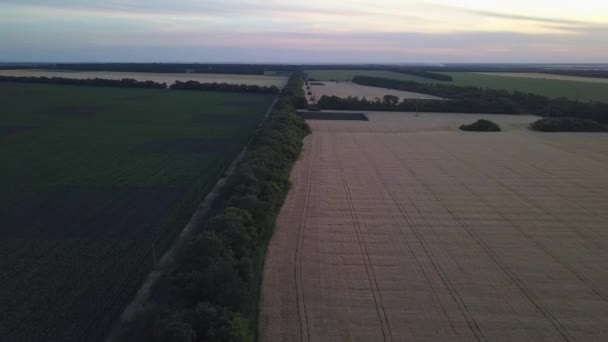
[155,315,197,342]
[460,119,501,132]
[531,117,608,132]
[188,303,254,342]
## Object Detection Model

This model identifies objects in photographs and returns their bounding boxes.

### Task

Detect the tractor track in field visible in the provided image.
[379,137,573,342]
[352,134,484,342]
[330,134,392,341]
[261,112,608,341]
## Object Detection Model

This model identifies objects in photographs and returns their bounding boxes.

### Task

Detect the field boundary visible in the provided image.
[105,96,280,341]
[297,111,369,121]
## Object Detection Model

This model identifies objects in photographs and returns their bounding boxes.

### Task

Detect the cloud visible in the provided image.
[0,0,397,19]
[1,0,607,62]
[463,9,587,25]
[4,27,607,63]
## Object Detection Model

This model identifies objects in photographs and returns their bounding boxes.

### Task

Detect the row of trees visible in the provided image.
[346,76,608,123]
[388,69,453,81]
[530,118,608,132]
[0,76,285,94]
[170,80,280,94]
[317,95,527,114]
[125,72,310,342]
[0,75,168,89]
[0,63,299,74]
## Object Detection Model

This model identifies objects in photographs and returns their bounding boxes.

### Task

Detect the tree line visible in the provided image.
[0,75,168,89]
[0,63,299,75]
[337,76,608,123]
[119,72,310,342]
[539,70,608,79]
[317,95,523,114]
[387,69,453,81]
[531,117,608,132]
[170,80,280,94]
[0,75,285,94]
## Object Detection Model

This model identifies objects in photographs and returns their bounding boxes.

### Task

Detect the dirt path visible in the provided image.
[260,113,608,341]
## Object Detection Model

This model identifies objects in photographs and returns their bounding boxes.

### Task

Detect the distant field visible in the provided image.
[479,72,608,84]
[0,83,275,341]
[306,69,424,82]
[305,69,608,103]
[0,69,288,87]
[306,81,443,104]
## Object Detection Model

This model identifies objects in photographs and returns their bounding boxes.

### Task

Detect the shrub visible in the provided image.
[460,119,501,132]
[530,117,608,132]
[154,315,197,342]
[189,303,254,342]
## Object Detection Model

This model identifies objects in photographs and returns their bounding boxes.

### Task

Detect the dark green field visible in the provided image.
[0,83,275,341]
[305,69,608,103]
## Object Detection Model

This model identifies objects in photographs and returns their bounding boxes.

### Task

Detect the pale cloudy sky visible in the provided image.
[1,0,607,63]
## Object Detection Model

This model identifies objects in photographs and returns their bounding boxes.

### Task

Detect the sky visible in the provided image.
[1,0,607,63]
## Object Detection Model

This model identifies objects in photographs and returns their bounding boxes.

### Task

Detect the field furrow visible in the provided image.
[261,112,608,341]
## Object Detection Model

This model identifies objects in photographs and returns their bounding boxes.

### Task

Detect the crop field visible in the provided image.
[0,83,275,342]
[306,69,423,82]
[305,69,608,103]
[479,72,608,84]
[0,69,288,87]
[260,112,608,341]
[305,81,442,104]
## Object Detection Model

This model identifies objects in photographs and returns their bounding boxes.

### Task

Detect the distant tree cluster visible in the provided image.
[347,76,608,123]
[170,80,280,94]
[460,119,501,132]
[530,118,608,132]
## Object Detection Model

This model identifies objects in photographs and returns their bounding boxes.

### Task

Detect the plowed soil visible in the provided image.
[260,112,608,341]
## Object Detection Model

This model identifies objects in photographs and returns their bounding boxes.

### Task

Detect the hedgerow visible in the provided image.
[124,71,310,342]
[530,117,608,132]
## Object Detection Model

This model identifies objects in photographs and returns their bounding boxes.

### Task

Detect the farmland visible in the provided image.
[0,69,288,87]
[305,69,608,103]
[0,82,276,341]
[260,111,608,341]
[479,72,608,84]
[305,81,442,104]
